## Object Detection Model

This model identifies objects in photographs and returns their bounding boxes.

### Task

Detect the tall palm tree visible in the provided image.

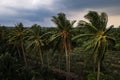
[51,13,76,80]
[25,24,48,65]
[73,11,115,80]
[8,23,27,67]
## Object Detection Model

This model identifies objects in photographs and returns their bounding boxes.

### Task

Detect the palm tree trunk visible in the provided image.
[58,54,61,71]
[64,42,70,80]
[21,41,27,67]
[46,50,49,67]
[38,46,43,65]
[68,52,70,72]
[97,60,100,80]
[65,49,69,72]
[17,46,21,58]
[93,55,96,72]
[65,50,69,80]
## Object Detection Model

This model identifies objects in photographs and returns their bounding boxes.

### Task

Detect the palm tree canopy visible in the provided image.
[25,24,44,49]
[84,11,108,31]
[8,23,25,45]
[51,13,76,51]
[74,11,115,62]
[51,13,76,32]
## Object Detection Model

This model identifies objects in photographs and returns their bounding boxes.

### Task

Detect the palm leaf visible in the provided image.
[100,12,108,31]
[106,36,116,44]
[84,11,100,29]
[104,25,114,35]
[92,36,102,54]
[41,32,52,38]
[49,33,61,42]
[72,34,94,40]
[78,20,98,33]
[26,41,35,50]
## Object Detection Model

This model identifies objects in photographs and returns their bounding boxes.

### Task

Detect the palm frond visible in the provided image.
[100,12,108,31]
[78,20,98,33]
[52,16,63,30]
[41,32,52,38]
[82,38,97,51]
[72,34,94,40]
[52,13,75,31]
[106,36,116,44]
[104,25,114,35]
[49,33,61,42]
[92,36,103,54]
[71,20,76,26]
[26,41,35,50]
[84,11,100,29]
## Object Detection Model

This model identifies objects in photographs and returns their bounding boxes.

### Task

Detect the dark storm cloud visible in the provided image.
[57,0,120,10]
[0,0,120,27]
[0,8,56,26]
[17,9,55,22]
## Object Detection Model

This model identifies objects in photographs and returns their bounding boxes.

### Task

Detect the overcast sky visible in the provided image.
[0,0,120,27]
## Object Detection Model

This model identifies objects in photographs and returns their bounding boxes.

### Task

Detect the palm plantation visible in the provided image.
[0,11,119,80]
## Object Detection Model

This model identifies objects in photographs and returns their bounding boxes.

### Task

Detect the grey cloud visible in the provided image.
[57,0,120,10]
[54,0,120,17]
[0,7,56,26]
[0,0,120,27]
[19,9,55,22]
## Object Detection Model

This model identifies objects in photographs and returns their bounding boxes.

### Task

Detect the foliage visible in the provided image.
[87,72,114,80]
[0,11,119,80]
[0,53,19,80]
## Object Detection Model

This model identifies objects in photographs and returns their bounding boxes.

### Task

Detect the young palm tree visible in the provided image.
[8,23,27,67]
[73,11,115,80]
[51,13,76,80]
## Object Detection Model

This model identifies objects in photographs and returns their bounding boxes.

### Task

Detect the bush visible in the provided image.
[87,72,114,80]
[115,43,120,50]
[0,53,19,80]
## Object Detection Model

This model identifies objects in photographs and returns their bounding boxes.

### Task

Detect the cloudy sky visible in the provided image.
[0,0,120,27]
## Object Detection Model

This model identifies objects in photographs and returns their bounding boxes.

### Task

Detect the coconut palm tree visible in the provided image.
[51,13,76,80]
[8,23,27,67]
[73,11,115,80]
[25,24,50,65]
